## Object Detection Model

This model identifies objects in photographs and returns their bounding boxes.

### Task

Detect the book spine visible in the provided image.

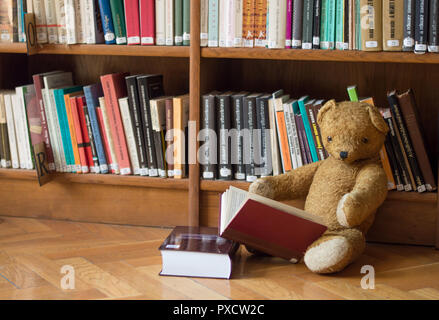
[100,75,131,175]
[17,88,34,169]
[17,0,24,42]
[379,142,396,190]
[165,98,174,177]
[231,95,246,180]
[387,92,426,192]
[312,0,321,48]
[285,0,293,48]
[282,103,299,169]
[403,0,415,51]
[360,0,383,51]
[34,0,48,43]
[54,90,74,172]
[65,95,82,173]
[140,0,155,45]
[275,102,292,173]
[233,0,243,47]
[109,0,127,44]
[119,97,140,175]
[201,94,217,179]
[42,89,61,171]
[267,0,286,48]
[218,0,226,46]
[326,0,335,49]
[302,0,314,49]
[414,0,429,53]
[4,95,19,169]
[298,99,318,162]
[208,0,219,47]
[295,113,311,165]
[83,105,100,172]
[200,0,209,46]
[70,97,89,173]
[44,0,58,43]
[77,96,98,172]
[217,94,233,180]
[349,0,353,49]
[75,0,85,43]
[288,104,303,167]
[65,0,77,44]
[307,105,325,160]
[97,97,118,174]
[292,0,304,48]
[335,0,344,49]
[0,98,8,167]
[242,0,255,47]
[254,0,267,47]
[384,135,403,190]
[244,96,259,181]
[12,93,25,168]
[84,85,108,173]
[97,0,116,44]
[182,0,190,45]
[173,96,189,179]
[256,97,271,177]
[428,0,439,52]
[165,0,174,45]
[155,0,166,45]
[343,0,349,49]
[93,0,106,44]
[150,100,167,177]
[320,0,328,48]
[124,0,140,45]
[54,0,67,44]
[383,0,403,51]
[174,0,183,46]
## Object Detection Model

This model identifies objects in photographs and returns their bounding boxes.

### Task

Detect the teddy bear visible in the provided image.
[249,100,389,274]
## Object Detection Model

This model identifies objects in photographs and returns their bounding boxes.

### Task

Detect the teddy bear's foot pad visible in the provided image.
[304,236,352,274]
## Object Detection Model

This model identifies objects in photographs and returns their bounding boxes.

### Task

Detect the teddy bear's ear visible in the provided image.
[317,99,336,126]
[366,105,389,134]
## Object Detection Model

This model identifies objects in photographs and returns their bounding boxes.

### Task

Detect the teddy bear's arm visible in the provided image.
[249,161,322,200]
[336,164,388,228]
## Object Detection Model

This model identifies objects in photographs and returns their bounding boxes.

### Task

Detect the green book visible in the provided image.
[335,0,344,50]
[182,0,190,46]
[326,0,335,49]
[347,85,359,102]
[355,0,361,50]
[320,0,328,49]
[109,0,127,45]
[174,0,183,46]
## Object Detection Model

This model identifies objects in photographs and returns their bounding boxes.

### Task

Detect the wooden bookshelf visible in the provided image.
[0,0,437,248]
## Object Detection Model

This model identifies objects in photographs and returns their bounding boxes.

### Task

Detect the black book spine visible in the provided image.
[343,0,349,48]
[231,94,246,180]
[292,0,304,48]
[382,109,412,191]
[201,94,217,180]
[384,135,404,191]
[217,93,232,180]
[136,75,164,177]
[414,0,429,53]
[125,76,149,176]
[403,0,416,51]
[84,105,100,171]
[256,95,271,177]
[387,92,426,192]
[302,0,314,49]
[243,95,258,182]
[151,100,167,178]
[153,131,167,178]
[312,0,321,49]
[429,0,439,52]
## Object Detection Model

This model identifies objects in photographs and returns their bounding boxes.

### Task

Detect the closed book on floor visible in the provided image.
[220,186,327,262]
[159,226,238,279]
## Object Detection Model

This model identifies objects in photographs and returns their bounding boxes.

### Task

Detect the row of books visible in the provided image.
[202,0,439,54]
[0,71,190,179]
[200,87,436,193]
[0,0,190,46]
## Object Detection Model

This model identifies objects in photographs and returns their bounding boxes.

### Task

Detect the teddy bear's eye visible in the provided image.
[362,137,369,144]
[327,136,332,142]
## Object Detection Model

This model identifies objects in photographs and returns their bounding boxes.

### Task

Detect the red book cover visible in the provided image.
[76,96,95,171]
[140,0,155,45]
[70,96,89,173]
[100,72,132,175]
[32,73,55,171]
[96,105,115,174]
[124,0,141,45]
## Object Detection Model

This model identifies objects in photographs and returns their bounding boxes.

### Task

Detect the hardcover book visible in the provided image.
[359,0,382,51]
[173,94,189,179]
[200,91,219,180]
[217,92,234,180]
[414,0,429,53]
[159,226,238,279]
[0,0,18,43]
[220,186,327,262]
[231,92,248,180]
[140,0,155,45]
[243,93,262,181]
[98,0,116,44]
[124,0,141,45]
[383,0,403,51]
[403,0,415,51]
[109,0,127,44]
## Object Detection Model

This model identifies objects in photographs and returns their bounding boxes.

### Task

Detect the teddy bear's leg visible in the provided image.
[303,229,365,274]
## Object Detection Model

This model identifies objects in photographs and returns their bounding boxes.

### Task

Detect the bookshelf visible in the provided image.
[0,0,437,249]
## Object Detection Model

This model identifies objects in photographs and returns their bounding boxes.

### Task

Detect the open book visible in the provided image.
[220,187,327,262]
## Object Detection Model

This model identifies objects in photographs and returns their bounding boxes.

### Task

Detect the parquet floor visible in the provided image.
[0,216,439,300]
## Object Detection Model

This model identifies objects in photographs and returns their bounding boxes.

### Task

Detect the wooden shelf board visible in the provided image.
[0,43,27,54]
[0,169,188,190]
[35,44,190,57]
[201,48,439,64]
[200,179,438,203]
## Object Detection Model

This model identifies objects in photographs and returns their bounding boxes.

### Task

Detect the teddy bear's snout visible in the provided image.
[339,151,348,160]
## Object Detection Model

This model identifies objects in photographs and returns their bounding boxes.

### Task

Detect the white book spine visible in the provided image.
[99,97,120,174]
[234,0,243,47]
[42,89,61,172]
[4,95,20,169]
[83,0,96,44]
[225,0,235,47]
[44,0,58,43]
[74,0,84,43]
[119,98,140,175]
[49,89,68,172]
[15,88,33,170]
[200,0,209,46]
[34,0,49,43]
[12,94,25,169]
[267,0,286,49]
[156,0,166,45]
[288,104,303,168]
[65,0,77,44]
[283,103,298,169]
[54,0,67,43]
[218,0,226,47]
[165,0,174,45]
[268,99,281,176]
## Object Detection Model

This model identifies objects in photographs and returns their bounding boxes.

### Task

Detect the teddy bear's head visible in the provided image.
[317,100,389,164]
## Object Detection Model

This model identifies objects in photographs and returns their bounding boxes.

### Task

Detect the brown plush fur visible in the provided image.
[249,100,389,274]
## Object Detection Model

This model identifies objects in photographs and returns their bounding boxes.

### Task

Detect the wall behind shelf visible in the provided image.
[0,53,29,89]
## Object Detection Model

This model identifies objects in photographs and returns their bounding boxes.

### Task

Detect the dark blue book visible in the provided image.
[84,84,109,173]
[97,0,117,44]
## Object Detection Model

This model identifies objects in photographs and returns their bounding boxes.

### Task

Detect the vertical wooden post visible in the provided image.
[436,161,439,249]
[188,0,201,226]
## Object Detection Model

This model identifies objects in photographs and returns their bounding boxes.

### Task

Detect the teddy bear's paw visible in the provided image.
[304,237,351,274]
[249,179,275,199]
[336,193,355,227]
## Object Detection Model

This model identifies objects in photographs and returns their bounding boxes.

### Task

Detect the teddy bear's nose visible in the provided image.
[340,151,348,159]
